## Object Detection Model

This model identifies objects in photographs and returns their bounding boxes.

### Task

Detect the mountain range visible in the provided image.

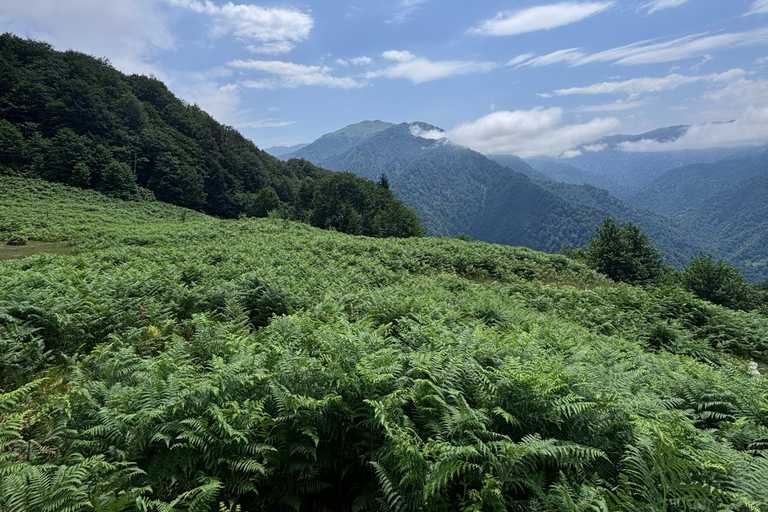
[267,121,768,280]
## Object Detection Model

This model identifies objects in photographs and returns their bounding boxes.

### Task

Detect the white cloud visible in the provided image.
[337,56,373,66]
[526,27,768,67]
[366,51,498,84]
[620,107,768,151]
[746,0,768,15]
[506,53,536,66]
[410,124,445,139]
[471,2,613,37]
[517,48,586,67]
[247,42,296,55]
[554,68,745,96]
[440,108,621,158]
[229,59,364,89]
[756,56,768,65]
[642,0,691,14]
[165,0,313,53]
[583,143,608,152]
[0,0,174,76]
[575,99,648,112]
[388,0,430,24]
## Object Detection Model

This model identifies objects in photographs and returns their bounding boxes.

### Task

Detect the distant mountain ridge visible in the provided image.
[626,151,768,215]
[264,143,309,157]
[286,121,707,263]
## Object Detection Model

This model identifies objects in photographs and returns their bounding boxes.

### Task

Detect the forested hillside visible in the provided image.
[291,122,617,252]
[0,34,422,238]
[2,177,768,511]
[680,171,768,282]
[627,152,768,215]
[535,180,704,268]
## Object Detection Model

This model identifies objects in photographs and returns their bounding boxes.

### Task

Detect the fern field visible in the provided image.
[2,177,768,511]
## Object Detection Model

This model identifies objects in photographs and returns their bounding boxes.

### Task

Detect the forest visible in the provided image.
[2,176,768,511]
[0,34,422,239]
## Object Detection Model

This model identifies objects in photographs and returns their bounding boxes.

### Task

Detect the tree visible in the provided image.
[682,253,756,310]
[586,218,664,285]
[96,161,138,200]
[378,173,390,190]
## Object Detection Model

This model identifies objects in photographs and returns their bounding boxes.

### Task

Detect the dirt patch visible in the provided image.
[0,241,73,260]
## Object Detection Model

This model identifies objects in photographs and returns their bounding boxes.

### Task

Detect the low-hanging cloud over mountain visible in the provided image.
[433,108,620,158]
[620,107,768,152]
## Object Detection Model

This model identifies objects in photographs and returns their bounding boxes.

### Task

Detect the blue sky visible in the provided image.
[2,1,768,157]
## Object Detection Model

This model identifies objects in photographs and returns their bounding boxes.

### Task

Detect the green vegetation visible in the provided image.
[2,177,768,511]
[581,218,665,286]
[0,34,422,239]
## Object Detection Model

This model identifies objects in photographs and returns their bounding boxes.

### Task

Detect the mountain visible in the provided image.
[519,127,763,198]
[486,154,549,179]
[0,34,422,238]
[534,181,704,268]
[263,143,309,157]
[282,120,395,161]
[524,158,628,196]
[626,151,768,215]
[681,171,768,282]
[289,121,703,259]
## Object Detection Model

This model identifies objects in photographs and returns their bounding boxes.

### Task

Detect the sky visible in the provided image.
[2,0,768,157]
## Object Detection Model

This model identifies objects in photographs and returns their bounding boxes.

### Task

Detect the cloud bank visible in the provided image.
[438,108,620,158]
[620,107,768,152]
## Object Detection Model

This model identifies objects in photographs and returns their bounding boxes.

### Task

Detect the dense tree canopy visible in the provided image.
[0,33,422,239]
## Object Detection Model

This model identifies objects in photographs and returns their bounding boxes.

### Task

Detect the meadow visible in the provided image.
[2,176,768,511]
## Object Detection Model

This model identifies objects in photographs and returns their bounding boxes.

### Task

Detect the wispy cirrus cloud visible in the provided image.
[470,2,613,37]
[642,0,692,14]
[513,27,768,67]
[437,108,621,158]
[366,51,498,84]
[574,99,649,112]
[165,0,313,54]
[554,68,745,96]
[388,0,430,24]
[746,0,768,15]
[229,59,364,89]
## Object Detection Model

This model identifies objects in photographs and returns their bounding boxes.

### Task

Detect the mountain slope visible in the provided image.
[300,122,626,253]
[626,152,768,215]
[536,181,704,268]
[263,143,309,157]
[525,158,628,195]
[681,171,768,282]
[0,34,421,238]
[284,120,395,161]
